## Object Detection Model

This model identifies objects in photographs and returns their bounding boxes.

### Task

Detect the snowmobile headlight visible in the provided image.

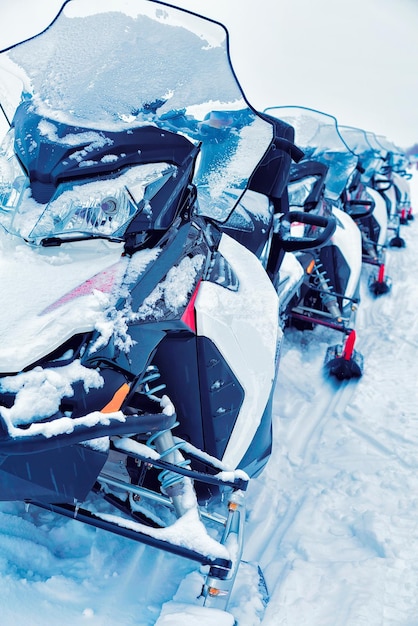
[288,176,318,208]
[0,129,29,216]
[23,163,176,243]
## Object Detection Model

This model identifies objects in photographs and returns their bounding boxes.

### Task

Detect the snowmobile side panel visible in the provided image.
[197,335,245,460]
[364,186,388,247]
[195,233,280,469]
[237,385,274,478]
[152,332,246,473]
[328,207,362,305]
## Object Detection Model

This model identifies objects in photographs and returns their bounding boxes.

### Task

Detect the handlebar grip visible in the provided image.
[280,210,336,251]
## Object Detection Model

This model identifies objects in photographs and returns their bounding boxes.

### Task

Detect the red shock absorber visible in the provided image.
[377,263,385,284]
[342,329,356,361]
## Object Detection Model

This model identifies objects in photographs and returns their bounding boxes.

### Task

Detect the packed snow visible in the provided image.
[0,169,414,624]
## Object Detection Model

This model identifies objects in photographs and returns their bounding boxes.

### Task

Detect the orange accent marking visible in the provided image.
[101,383,130,413]
[307,260,315,275]
[208,587,227,597]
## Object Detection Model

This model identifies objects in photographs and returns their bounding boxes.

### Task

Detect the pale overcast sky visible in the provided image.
[1,0,417,147]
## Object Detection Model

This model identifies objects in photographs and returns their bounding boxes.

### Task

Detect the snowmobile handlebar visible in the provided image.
[279,210,336,252]
[344,198,374,219]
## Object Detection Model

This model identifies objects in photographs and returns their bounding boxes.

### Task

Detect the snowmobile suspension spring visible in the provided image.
[312,261,332,290]
[147,422,192,492]
[142,366,192,508]
[312,262,341,318]
[140,365,166,398]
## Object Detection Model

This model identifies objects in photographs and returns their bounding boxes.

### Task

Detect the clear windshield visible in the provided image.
[0,0,273,231]
[375,136,407,171]
[338,126,382,183]
[365,132,387,160]
[265,106,358,201]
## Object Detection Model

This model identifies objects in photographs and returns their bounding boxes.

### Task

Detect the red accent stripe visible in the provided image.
[41,263,120,315]
[342,330,356,361]
[181,279,202,333]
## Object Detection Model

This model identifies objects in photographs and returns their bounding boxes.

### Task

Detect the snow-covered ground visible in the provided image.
[0,173,416,626]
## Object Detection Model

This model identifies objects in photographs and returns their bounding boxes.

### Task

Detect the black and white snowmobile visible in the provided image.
[264,106,365,380]
[0,0,335,620]
[375,135,414,225]
[367,133,408,248]
[338,125,392,295]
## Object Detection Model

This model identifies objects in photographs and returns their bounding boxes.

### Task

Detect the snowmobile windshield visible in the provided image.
[338,126,382,183]
[375,136,407,172]
[366,132,388,162]
[265,106,358,202]
[288,176,319,208]
[0,0,273,227]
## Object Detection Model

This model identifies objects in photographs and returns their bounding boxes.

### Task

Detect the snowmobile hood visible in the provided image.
[0,232,125,373]
[12,102,199,205]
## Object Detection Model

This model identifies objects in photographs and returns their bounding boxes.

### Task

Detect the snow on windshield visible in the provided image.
[6,8,240,128]
[0,0,273,222]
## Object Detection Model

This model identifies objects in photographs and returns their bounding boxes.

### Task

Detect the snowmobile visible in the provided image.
[338,125,392,295]
[264,106,365,380]
[366,133,408,248]
[0,0,335,619]
[375,135,414,225]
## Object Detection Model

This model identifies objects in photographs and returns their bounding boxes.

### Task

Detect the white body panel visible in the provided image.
[392,171,411,208]
[0,233,125,372]
[276,251,304,312]
[195,233,281,469]
[365,186,388,247]
[331,207,362,304]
